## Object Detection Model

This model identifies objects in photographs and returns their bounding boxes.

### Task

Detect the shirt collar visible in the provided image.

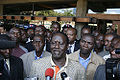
[34,51,43,60]
[79,52,92,61]
[69,41,76,46]
[51,55,68,68]
[88,50,97,64]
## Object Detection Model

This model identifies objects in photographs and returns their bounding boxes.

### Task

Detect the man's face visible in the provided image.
[80,35,94,55]
[33,36,45,52]
[50,33,67,60]
[95,34,104,49]
[9,28,20,42]
[92,31,100,37]
[51,24,60,33]
[66,28,76,44]
[21,30,27,43]
[111,41,120,58]
[27,29,34,38]
[104,35,114,51]
[63,28,68,34]
[46,31,52,42]
[0,27,5,34]
[35,27,45,36]
[0,49,11,59]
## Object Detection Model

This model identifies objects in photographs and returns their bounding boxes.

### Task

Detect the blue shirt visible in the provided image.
[34,51,43,60]
[79,53,92,70]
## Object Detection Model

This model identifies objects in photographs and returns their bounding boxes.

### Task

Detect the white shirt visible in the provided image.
[103,54,110,60]
[68,41,76,53]
[4,59,10,71]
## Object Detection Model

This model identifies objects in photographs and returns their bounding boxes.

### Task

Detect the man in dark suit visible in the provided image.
[66,27,80,54]
[0,34,24,80]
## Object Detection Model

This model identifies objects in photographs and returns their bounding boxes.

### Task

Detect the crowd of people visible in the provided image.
[0,21,120,80]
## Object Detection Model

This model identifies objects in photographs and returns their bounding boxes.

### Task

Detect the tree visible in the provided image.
[35,9,75,17]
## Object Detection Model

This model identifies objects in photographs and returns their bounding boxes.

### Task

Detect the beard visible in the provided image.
[80,48,91,55]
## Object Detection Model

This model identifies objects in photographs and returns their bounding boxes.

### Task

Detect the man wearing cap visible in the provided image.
[0,34,24,80]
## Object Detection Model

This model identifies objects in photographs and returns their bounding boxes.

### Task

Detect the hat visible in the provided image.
[63,24,72,28]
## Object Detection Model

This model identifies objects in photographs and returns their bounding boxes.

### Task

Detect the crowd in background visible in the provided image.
[0,21,120,80]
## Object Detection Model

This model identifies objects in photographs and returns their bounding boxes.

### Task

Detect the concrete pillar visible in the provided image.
[75,0,87,39]
[0,5,3,15]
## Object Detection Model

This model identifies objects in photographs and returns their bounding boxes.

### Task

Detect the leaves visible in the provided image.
[35,10,75,17]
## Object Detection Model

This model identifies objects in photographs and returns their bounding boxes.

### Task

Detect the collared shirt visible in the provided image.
[79,53,92,70]
[51,55,68,80]
[4,59,10,71]
[34,51,43,60]
[68,41,76,53]
[26,38,33,43]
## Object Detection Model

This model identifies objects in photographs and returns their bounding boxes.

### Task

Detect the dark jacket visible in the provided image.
[67,39,80,54]
[0,55,24,80]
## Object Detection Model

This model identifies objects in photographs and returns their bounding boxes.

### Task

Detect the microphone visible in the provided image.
[61,72,67,80]
[45,68,54,80]
[0,40,16,49]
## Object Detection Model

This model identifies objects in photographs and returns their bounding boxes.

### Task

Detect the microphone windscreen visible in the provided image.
[0,40,16,49]
[45,68,54,78]
[61,72,67,78]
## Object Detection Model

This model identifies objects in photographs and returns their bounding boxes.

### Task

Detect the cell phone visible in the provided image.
[115,48,120,54]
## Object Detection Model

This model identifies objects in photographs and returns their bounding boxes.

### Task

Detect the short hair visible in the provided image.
[105,33,117,38]
[51,32,69,45]
[35,25,46,32]
[67,27,77,35]
[9,27,20,33]
[33,34,45,43]
[81,33,95,43]
[81,25,91,31]
[81,25,91,34]
[51,21,61,29]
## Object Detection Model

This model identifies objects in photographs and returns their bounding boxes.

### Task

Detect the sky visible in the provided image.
[54,8,120,14]
[88,9,120,14]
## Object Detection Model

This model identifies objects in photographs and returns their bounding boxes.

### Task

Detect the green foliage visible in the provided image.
[35,9,75,17]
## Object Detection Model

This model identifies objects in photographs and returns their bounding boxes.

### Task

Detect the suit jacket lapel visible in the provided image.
[74,40,80,52]
[9,56,15,77]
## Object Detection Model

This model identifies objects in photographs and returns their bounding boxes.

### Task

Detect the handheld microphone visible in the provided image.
[45,68,54,80]
[61,72,67,80]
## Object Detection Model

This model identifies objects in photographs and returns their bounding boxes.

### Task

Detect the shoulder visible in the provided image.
[94,64,106,80]
[92,53,105,64]
[20,51,34,59]
[93,53,104,60]
[68,58,85,71]
[10,55,23,64]
[68,50,80,60]
[97,65,105,70]
[33,56,51,66]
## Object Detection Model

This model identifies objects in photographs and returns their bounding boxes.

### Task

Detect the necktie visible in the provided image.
[4,60,10,74]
